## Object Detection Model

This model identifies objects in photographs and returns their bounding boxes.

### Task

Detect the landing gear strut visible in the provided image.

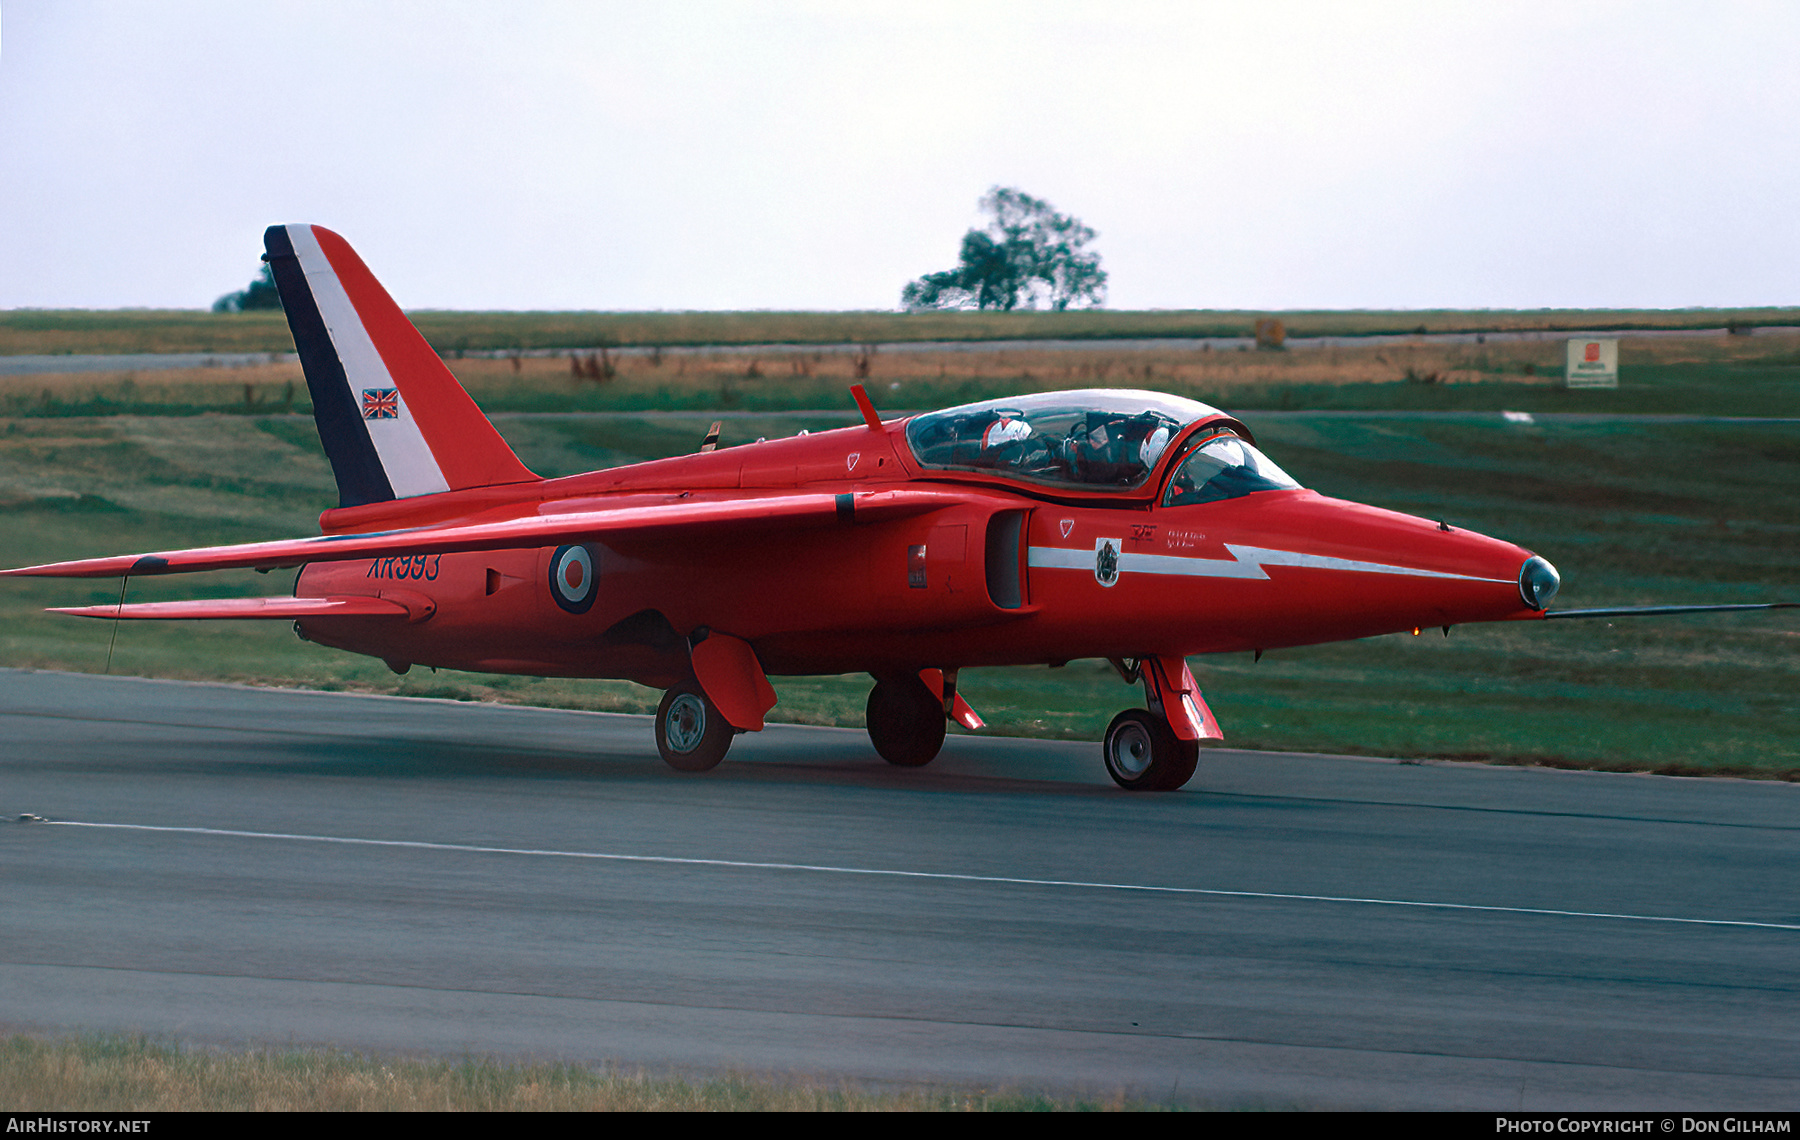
[865,673,946,767]
[656,679,734,772]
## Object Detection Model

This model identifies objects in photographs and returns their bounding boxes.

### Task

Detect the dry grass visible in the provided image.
[0,1035,1144,1111]
[7,306,1800,357]
[10,331,1797,418]
[455,340,1516,394]
[0,363,306,415]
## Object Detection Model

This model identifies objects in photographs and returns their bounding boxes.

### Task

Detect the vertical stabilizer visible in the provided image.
[263,224,538,508]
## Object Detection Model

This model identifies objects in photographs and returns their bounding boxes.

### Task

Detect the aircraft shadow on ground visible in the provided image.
[15,729,1131,799]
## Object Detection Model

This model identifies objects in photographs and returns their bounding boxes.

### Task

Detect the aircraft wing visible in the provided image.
[3,488,967,580]
[47,596,412,620]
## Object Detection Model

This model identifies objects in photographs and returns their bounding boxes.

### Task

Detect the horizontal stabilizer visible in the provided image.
[48,596,410,620]
[1542,602,1798,620]
[4,488,967,580]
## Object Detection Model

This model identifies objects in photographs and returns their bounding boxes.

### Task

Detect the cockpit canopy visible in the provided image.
[1161,430,1301,506]
[905,390,1224,492]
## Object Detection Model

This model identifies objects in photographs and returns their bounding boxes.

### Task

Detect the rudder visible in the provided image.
[263,224,538,508]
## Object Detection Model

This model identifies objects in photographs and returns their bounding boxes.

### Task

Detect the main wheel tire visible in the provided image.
[865,674,947,767]
[1103,709,1200,791]
[655,680,733,772]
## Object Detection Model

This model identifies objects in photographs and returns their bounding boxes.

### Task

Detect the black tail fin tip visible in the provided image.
[265,225,395,507]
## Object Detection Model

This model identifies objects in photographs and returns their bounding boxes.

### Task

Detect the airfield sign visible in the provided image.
[1566,338,1619,388]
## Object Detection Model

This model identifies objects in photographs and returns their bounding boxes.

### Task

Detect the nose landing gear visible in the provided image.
[1103,656,1219,791]
[1103,708,1199,791]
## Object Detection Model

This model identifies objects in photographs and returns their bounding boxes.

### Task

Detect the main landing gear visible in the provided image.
[653,631,778,773]
[1101,657,1209,791]
[655,678,734,772]
[865,672,946,767]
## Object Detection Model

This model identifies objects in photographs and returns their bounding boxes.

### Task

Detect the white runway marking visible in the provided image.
[43,819,1800,932]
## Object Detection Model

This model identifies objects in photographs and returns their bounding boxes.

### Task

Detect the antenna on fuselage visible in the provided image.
[699,421,722,453]
[849,384,882,431]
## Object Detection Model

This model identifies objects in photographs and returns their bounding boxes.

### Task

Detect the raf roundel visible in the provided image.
[549,545,598,614]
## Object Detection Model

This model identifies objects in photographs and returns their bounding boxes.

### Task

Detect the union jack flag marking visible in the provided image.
[361,388,399,419]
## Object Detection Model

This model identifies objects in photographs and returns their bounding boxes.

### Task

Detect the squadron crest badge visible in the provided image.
[1094,538,1121,587]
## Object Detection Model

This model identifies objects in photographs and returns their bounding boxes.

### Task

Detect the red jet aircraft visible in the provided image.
[7,226,1793,790]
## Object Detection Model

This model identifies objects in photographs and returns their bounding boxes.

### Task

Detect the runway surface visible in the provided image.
[2,668,1796,1109]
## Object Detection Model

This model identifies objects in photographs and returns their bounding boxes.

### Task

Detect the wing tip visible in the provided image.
[44,596,412,620]
[2,563,82,578]
[1,554,159,579]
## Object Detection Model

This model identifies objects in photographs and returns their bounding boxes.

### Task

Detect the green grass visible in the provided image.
[1,1034,1138,1111]
[2,409,1795,778]
[7,306,1800,355]
[1201,366,1800,417]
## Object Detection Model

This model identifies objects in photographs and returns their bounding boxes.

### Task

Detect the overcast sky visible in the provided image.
[1,1,1796,311]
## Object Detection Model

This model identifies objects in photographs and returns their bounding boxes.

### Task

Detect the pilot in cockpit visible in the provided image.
[980,414,1032,453]
[973,411,1066,478]
[1066,412,1174,484]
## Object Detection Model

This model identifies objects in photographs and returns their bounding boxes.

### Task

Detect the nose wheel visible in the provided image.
[656,679,734,772]
[865,673,946,767]
[1103,709,1198,790]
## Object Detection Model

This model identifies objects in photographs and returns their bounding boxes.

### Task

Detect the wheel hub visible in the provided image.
[1110,722,1154,778]
[664,693,707,753]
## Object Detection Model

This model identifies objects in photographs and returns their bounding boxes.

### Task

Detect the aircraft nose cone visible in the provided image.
[1519,555,1560,610]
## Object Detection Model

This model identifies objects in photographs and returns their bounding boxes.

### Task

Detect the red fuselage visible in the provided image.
[294,411,1540,685]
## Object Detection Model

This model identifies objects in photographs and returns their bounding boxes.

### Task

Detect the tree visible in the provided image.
[902,187,1106,312]
[212,264,283,313]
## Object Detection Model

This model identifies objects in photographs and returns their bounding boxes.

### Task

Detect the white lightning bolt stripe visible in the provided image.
[1026,544,1512,583]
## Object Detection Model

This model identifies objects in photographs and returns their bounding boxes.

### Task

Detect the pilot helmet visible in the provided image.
[982,416,1032,449]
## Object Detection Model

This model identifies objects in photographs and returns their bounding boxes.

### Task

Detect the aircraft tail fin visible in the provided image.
[263,224,539,508]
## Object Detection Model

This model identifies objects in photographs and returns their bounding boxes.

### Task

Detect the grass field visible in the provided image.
[7,329,1800,419]
[5,305,1800,356]
[0,1035,1126,1111]
[3,403,1794,778]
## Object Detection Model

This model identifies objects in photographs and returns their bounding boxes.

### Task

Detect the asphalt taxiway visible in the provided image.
[2,669,1795,1109]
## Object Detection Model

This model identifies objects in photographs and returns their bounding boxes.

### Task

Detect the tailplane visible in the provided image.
[263,224,538,508]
